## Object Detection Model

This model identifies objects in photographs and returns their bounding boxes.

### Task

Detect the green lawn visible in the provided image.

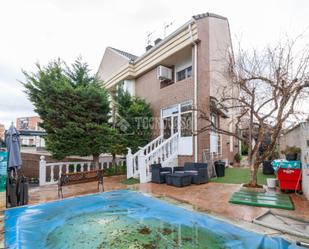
[210,168,276,185]
[121,177,140,185]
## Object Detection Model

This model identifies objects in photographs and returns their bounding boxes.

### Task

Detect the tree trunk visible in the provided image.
[249,162,260,187]
[93,154,100,169]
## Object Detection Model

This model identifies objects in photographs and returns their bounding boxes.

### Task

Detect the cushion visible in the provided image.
[184,170,198,175]
[184,162,208,170]
[194,163,208,170]
[184,162,195,170]
[174,171,185,174]
[160,172,170,175]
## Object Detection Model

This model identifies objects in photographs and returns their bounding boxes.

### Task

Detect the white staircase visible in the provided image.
[126,133,179,183]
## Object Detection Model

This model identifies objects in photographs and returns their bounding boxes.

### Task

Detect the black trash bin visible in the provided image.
[262,161,274,175]
[214,161,226,177]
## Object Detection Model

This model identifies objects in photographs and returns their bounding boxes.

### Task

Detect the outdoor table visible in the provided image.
[166,173,192,187]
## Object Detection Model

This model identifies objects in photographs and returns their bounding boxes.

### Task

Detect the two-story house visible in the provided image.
[97,13,239,182]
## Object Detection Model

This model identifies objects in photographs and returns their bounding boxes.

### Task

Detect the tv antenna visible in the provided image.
[146,30,155,46]
[163,20,174,38]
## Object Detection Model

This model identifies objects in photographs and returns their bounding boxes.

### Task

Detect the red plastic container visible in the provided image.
[277,168,302,191]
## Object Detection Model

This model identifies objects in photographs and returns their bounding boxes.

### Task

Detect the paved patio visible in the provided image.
[2,175,309,246]
[27,175,309,223]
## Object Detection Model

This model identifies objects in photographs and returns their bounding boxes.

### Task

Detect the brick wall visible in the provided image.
[132,16,236,164]
[0,124,5,140]
[135,67,194,137]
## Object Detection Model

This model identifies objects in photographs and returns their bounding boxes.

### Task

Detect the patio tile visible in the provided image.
[23,177,309,223]
[28,175,128,205]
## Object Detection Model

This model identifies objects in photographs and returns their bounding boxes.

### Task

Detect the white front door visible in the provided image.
[161,101,193,155]
[162,114,178,139]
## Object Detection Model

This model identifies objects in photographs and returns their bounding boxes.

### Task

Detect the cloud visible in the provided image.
[0,0,308,129]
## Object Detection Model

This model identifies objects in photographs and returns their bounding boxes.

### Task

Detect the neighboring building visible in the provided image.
[98,13,239,181]
[0,123,5,141]
[280,121,309,200]
[16,116,45,148]
[16,116,42,131]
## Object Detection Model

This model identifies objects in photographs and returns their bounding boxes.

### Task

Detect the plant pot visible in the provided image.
[240,183,266,193]
[266,178,277,189]
[262,161,274,175]
[286,154,297,161]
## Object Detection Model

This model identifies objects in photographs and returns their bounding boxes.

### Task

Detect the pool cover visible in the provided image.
[5,190,302,249]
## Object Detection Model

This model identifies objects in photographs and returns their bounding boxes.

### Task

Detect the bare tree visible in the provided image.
[197,37,309,187]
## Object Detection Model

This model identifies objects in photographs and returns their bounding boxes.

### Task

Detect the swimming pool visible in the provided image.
[5,190,302,249]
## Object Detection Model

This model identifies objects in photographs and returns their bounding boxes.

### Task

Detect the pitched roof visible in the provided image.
[109,47,138,61]
[192,12,227,21]
[107,13,226,64]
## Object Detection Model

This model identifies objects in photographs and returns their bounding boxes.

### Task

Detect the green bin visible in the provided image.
[0,151,7,192]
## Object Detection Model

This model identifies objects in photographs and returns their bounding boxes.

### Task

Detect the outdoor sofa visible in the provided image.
[151,164,172,183]
[174,162,209,184]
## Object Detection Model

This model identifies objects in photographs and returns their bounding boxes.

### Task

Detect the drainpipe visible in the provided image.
[189,22,198,162]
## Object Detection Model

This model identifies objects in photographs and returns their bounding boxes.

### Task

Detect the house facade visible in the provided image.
[280,121,309,200]
[16,116,45,148]
[97,13,239,181]
[0,123,5,141]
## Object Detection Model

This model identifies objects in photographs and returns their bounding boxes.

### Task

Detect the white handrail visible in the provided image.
[126,133,179,183]
[145,133,178,160]
[132,134,164,158]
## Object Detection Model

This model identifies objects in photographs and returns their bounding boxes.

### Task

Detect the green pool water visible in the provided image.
[46,212,225,249]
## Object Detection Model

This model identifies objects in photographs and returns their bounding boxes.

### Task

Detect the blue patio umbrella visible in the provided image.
[5,124,25,207]
[5,124,22,169]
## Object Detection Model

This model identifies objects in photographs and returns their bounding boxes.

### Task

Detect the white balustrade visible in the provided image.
[126,133,179,183]
[39,155,126,186]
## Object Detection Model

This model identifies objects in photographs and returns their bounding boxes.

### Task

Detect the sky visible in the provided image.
[0,0,308,129]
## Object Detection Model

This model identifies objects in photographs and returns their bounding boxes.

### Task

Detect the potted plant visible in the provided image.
[234,153,242,166]
[281,146,301,161]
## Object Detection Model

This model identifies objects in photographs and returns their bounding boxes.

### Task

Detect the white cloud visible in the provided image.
[0,0,308,129]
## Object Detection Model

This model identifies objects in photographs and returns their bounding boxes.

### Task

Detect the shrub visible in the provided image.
[234,153,242,163]
[281,146,301,155]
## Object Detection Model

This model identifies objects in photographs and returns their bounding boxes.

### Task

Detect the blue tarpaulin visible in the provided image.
[0,151,7,192]
[271,159,301,172]
[5,190,302,249]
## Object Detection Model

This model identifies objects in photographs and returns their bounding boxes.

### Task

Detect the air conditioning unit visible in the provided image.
[157,65,172,81]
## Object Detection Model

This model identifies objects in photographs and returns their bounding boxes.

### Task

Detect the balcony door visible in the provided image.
[162,115,178,139]
[161,101,193,155]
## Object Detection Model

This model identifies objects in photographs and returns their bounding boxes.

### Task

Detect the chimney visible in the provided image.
[154,38,162,46]
[146,45,153,51]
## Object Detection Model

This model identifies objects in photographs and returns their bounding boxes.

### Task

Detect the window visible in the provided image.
[211,113,219,129]
[173,116,178,134]
[187,66,192,77]
[181,101,193,112]
[177,70,186,81]
[307,140,309,147]
[176,66,192,81]
[181,112,192,137]
[163,117,172,139]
